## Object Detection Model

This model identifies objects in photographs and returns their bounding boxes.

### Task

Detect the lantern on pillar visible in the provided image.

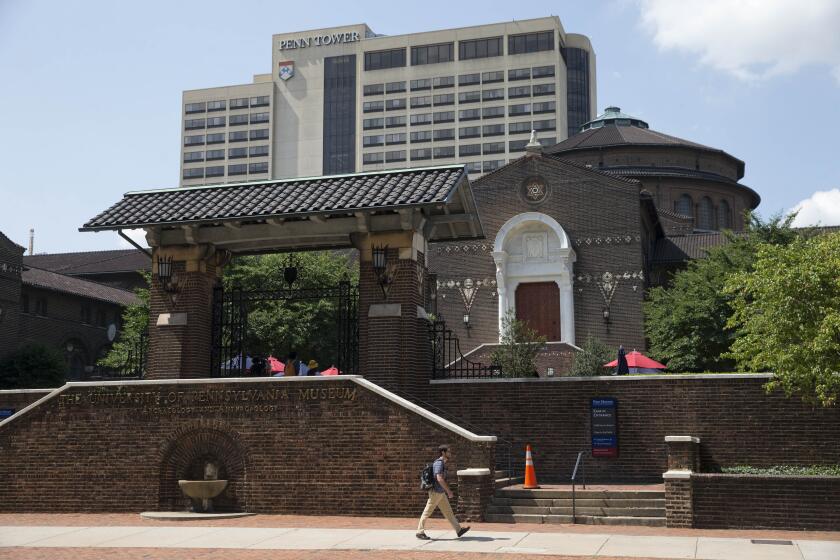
[371,245,396,298]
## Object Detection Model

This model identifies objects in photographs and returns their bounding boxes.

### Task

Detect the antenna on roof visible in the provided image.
[28,228,34,255]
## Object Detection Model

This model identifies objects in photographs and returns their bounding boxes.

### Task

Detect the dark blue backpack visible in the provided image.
[420,463,435,490]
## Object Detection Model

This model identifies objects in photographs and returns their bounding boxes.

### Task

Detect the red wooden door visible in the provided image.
[515,282,560,341]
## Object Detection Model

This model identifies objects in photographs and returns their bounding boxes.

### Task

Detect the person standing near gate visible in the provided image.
[416,444,470,540]
[284,351,298,376]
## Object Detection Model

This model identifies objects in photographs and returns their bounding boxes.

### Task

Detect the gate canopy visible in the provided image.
[81,165,483,252]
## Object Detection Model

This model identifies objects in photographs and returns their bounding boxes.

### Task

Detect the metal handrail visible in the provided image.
[571,451,586,523]
[405,392,517,480]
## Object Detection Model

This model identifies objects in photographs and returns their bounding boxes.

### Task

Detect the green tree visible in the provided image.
[726,232,840,406]
[571,335,612,377]
[223,251,358,367]
[490,309,546,377]
[644,212,796,372]
[0,344,66,389]
[99,272,150,371]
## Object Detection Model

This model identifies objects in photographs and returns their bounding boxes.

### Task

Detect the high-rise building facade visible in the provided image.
[180,17,596,186]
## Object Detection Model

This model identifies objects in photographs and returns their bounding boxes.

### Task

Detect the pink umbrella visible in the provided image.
[604,350,666,370]
[321,366,340,376]
[267,355,285,374]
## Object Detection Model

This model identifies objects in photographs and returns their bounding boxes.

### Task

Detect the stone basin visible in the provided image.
[178,479,228,500]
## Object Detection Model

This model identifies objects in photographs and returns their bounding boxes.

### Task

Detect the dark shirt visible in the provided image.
[432,458,446,493]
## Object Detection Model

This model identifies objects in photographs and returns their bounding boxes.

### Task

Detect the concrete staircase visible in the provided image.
[485,486,666,527]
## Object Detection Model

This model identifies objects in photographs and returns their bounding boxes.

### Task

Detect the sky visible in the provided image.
[0,0,838,253]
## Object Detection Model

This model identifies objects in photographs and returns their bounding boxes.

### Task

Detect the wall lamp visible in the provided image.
[602,308,610,322]
[284,253,298,288]
[371,244,396,298]
[463,313,471,330]
[156,255,180,294]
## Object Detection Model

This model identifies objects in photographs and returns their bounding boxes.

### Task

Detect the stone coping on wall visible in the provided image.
[0,389,53,394]
[457,468,492,476]
[430,373,773,384]
[692,473,840,482]
[0,375,497,443]
[665,436,700,443]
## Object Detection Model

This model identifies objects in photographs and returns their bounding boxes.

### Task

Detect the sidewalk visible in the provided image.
[1,514,838,560]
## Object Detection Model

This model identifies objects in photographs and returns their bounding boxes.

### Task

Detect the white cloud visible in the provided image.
[790,189,840,227]
[116,228,148,249]
[639,0,840,84]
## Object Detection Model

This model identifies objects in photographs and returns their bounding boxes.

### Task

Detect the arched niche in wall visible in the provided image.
[492,212,576,344]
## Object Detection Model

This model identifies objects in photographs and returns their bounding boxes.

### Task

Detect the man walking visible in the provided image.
[416,444,470,540]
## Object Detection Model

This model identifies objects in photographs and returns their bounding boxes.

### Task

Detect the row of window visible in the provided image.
[183,145,269,162]
[363,66,555,96]
[362,85,554,113]
[184,96,269,114]
[184,113,269,130]
[674,195,733,230]
[364,31,555,71]
[362,102,555,130]
[183,162,269,179]
[363,119,554,144]
[184,129,269,146]
[80,304,115,328]
[361,136,555,165]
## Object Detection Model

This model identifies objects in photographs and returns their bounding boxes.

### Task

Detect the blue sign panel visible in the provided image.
[0,408,14,420]
[591,398,618,458]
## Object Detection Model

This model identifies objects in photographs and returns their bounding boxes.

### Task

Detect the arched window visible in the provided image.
[675,194,693,217]
[697,197,714,230]
[718,200,731,229]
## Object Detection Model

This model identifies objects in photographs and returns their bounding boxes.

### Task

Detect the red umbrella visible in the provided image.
[321,366,340,376]
[604,350,666,369]
[267,355,285,374]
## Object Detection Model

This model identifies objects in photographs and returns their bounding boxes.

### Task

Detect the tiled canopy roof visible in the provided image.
[24,249,150,274]
[82,166,468,231]
[22,267,139,306]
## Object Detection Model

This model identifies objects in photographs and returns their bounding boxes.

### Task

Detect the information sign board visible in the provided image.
[591,397,618,457]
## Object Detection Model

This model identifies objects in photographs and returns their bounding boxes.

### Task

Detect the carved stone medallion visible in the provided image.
[520,175,549,205]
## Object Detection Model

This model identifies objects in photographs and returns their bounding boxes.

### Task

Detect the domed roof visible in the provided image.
[580,106,650,131]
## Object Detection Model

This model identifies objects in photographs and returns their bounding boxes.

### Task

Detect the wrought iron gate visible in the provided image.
[210,280,358,377]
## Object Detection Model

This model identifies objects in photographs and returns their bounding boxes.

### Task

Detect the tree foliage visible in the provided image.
[0,344,66,389]
[99,272,150,370]
[223,251,358,367]
[490,310,546,377]
[726,232,840,407]
[571,335,612,377]
[644,213,797,372]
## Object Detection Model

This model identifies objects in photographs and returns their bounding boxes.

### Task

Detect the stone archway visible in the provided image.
[157,425,250,512]
[492,212,576,344]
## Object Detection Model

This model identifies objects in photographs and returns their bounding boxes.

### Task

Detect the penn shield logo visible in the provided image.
[279,61,294,81]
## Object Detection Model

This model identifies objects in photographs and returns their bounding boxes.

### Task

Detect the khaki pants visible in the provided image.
[417,490,461,533]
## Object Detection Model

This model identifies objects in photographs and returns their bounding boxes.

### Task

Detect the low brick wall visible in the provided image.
[692,474,840,531]
[0,377,494,515]
[0,389,52,414]
[428,375,840,482]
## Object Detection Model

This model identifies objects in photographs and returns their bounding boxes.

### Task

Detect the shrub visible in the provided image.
[721,465,840,476]
[490,310,546,378]
[571,336,612,376]
[0,344,66,389]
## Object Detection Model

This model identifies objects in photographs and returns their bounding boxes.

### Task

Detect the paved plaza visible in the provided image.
[1,514,838,560]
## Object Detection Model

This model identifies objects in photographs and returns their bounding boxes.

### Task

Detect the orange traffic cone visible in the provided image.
[523,444,540,489]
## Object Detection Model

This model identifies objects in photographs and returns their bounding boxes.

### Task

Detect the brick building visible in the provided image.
[0,231,141,379]
[428,140,662,370]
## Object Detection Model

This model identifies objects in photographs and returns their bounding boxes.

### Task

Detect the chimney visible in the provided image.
[28,228,34,255]
[525,130,542,156]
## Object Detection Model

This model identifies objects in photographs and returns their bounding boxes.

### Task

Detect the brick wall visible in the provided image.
[427,375,840,482]
[0,377,494,514]
[429,155,648,355]
[0,234,23,361]
[0,389,51,413]
[692,474,840,531]
[464,342,578,376]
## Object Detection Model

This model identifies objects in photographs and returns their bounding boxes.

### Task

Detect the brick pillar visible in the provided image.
[457,468,494,522]
[146,245,220,380]
[663,435,699,528]
[354,231,431,398]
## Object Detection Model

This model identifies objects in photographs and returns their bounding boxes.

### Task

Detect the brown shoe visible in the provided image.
[416,532,430,540]
[457,526,470,537]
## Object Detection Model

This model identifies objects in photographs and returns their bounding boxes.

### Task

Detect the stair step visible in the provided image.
[486,505,664,517]
[494,470,509,479]
[494,476,524,490]
[491,497,664,508]
[484,513,666,527]
[496,489,664,500]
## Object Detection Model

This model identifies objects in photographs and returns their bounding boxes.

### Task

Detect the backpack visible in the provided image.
[420,462,435,491]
